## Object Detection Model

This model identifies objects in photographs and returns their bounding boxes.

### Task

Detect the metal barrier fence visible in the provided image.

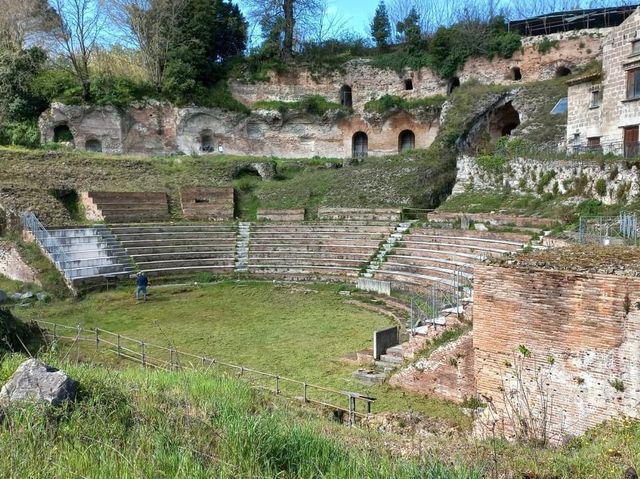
[578,211,638,245]
[21,212,75,279]
[33,319,375,425]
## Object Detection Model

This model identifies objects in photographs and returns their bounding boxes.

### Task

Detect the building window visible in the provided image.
[633,40,640,55]
[589,89,602,108]
[627,68,640,99]
[587,137,601,152]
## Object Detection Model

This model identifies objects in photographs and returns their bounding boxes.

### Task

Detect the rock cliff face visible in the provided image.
[39,102,439,159]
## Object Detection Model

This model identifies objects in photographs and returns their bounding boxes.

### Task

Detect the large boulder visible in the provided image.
[0,359,78,406]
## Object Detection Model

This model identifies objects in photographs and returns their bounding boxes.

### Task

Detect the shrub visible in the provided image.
[364,94,445,114]
[537,37,559,54]
[536,170,556,194]
[610,378,625,392]
[0,120,40,148]
[254,95,343,116]
[476,154,508,175]
[595,178,607,197]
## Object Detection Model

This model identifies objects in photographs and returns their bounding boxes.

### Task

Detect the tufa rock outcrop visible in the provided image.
[0,358,78,406]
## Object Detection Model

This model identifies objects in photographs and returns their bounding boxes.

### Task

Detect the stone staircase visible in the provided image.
[235,222,250,272]
[360,221,413,279]
[375,344,404,371]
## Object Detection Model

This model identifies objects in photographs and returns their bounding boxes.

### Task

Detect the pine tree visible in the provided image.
[371,1,391,50]
[396,7,421,50]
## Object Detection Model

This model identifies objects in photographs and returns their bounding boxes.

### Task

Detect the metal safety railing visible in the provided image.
[32,319,376,425]
[407,266,473,334]
[20,212,75,278]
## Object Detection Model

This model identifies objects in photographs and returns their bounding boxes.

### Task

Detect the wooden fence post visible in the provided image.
[117,334,121,358]
[303,383,308,402]
[95,328,100,351]
[141,341,146,367]
[275,376,280,395]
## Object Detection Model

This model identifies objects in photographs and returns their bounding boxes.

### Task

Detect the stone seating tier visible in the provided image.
[83,191,170,223]
[317,207,401,222]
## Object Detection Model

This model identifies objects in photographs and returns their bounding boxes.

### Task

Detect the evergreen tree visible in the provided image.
[371,1,391,50]
[396,7,421,49]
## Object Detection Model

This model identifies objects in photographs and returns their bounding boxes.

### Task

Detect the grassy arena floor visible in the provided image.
[15,280,468,427]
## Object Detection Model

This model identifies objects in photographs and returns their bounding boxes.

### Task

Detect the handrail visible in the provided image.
[21,212,75,278]
[32,319,376,423]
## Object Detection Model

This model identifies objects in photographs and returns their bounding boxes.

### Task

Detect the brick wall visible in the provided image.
[473,264,640,441]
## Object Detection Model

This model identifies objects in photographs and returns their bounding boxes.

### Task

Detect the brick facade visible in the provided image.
[567,7,640,151]
[473,264,640,441]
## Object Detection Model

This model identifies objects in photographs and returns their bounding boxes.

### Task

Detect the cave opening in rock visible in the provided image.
[511,67,522,81]
[200,130,214,152]
[53,124,73,144]
[404,79,413,90]
[398,130,415,152]
[85,138,102,152]
[352,132,368,158]
[447,77,460,95]
[489,101,521,142]
[340,85,352,108]
[556,66,572,77]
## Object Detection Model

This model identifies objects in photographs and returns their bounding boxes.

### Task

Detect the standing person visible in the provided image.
[135,272,149,301]
[218,141,224,154]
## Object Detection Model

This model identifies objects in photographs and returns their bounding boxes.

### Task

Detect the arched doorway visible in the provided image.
[511,67,522,81]
[447,77,460,95]
[352,132,368,158]
[85,139,102,152]
[53,124,73,144]
[340,85,352,108]
[556,66,571,77]
[200,130,214,152]
[398,130,415,152]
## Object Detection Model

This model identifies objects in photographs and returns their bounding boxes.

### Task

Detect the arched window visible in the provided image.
[556,66,571,77]
[200,131,214,152]
[340,85,352,108]
[398,130,415,152]
[352,132,368,158]
[85,139,102,152]
[447,77,460,95]
[404,79,413,90]
[53,124,73,143]
[511,67,522,81]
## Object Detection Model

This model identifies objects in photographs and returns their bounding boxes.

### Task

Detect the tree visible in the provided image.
[50,0,106,100]
[243,0,321,60]
[396,7,421,48]
[0,47,47,123]
[111,0,188,90]
[0,0,57,49]
[371,1,391,49]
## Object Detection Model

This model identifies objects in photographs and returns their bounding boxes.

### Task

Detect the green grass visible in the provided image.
[364,95,446,115]
[15,281,468,426]
[0,353,480,478]
[253,95,346,116]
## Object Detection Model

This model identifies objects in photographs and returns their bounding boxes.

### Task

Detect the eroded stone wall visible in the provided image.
[230,31,603,112]
[453,155,640,204]
[40,103,438,158]
[473,264,640,441]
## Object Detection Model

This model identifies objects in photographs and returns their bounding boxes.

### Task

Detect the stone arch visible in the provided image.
[352,131,368,158]
[85,138,102,152]
[53,124,74,144]
[398,130,415,152]
[199,129,214,152]
[447,77,460,95]
[556,66,571,77]
[511,67,522,81]
[340,85,352,108]
[404,78,413,90]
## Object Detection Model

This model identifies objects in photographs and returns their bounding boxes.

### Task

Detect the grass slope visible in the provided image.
[15,281,467,425]
[0,354,479,478]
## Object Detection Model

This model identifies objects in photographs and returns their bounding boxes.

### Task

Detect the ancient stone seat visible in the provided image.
[248,222,397,281]
[317,207,401,222]
[180,187,234,221]
[82,191,170,223]
[112,223,236,278]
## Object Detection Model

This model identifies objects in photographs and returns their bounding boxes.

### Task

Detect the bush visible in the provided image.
[594,178,607,197]
[254,95,344,116]
[537,37,559,54]
[364,94,445,114]
[0,121,40,148]
[476,153,507,175]
[536,170,557,194]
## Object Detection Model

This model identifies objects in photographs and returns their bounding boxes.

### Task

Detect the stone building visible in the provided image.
[567,7,640,156]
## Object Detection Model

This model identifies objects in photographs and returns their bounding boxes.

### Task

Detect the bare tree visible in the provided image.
[304,0,350,45]
[108,0,187,90]
[50,0,106,100]
[243,0,322,59]
[0,0,58,48]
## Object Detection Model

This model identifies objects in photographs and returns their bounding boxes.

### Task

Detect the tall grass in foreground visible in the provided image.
[0,354,481,479]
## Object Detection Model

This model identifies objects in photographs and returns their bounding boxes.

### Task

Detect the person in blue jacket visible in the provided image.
[135,272,149,301]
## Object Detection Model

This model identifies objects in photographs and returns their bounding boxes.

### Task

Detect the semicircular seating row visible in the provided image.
[45,222,530,293]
